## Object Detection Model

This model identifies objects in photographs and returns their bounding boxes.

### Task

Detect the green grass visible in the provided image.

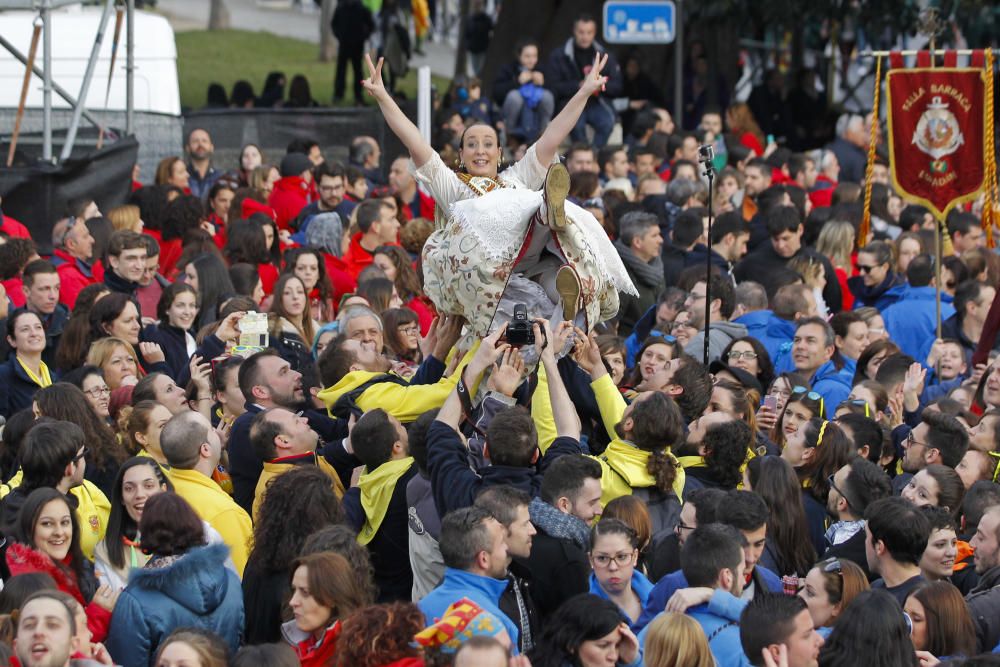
[175,29,448,110]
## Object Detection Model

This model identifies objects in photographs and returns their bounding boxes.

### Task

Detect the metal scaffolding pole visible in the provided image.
[126,0,134,135]
[0,32,104,129]
[60,0,115,161]
[41,0,52,160]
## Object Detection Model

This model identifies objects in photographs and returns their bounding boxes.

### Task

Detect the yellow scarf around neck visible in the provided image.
[17,356,51,388]
[357,457,414,545]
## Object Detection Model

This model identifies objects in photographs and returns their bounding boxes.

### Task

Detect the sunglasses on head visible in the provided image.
[839,398,871,418]
[791,386,825,418]
[649,330,678,344]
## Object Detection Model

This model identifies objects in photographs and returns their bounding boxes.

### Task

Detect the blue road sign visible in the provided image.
[603,1,676,44]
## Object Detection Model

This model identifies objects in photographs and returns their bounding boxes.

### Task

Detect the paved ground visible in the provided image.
[156,0,458,78]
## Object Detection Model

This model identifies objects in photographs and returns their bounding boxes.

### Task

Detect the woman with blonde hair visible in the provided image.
[642,612,714,667]
[816,220,857,310]
[154,157,189,191]
[86,337,143,391]
[107,205,143,232]
[154,627,230,667]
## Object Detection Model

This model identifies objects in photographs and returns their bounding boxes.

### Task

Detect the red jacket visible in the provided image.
[323,253,357,305]
[342,232,376,280]
[404,189,436,221]
[2,278,24,308]
[6,542,112,643]
[291,620,340,667]
[158,237,184,280]
[52,248,101,308]
[259,263,279,296]
[268,176,312,230]
[406,296,436,335]
[242,197,277,222]
[1,215,30,239]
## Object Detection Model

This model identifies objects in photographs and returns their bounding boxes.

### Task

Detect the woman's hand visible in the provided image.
[915,650,940,667]
[91,642,115,666]
[362,53,390,103]
[189,354,212,394]
[615,622,640,665]
[92,584,120,612]
[579,52,609,97]
[215,311,245,344]
[756,404,778,433]
[138,342,165,365]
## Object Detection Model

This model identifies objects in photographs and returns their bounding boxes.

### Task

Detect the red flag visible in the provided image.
[886,67,987,218]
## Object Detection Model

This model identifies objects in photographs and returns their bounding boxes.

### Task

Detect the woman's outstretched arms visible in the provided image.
[534,52,609,166]
[361,53,436,168]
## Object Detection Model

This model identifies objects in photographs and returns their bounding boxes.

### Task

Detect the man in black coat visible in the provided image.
[544,13,623,148]
[822,458,891,580]
[342,408,417,602]
[331,0,375,104]
[524,454,602,619]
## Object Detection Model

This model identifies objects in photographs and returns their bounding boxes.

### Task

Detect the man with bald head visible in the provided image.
[161,410,252,575]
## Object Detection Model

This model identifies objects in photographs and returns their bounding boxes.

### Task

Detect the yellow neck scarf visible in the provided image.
[357,457,414,545]
[17,356,51,388]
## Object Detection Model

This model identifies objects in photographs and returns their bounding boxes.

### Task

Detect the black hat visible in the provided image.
[708,360,763,394]
[280,152,313,178]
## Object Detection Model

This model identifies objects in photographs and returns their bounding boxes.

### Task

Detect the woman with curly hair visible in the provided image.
[334,602,425,667]
[373,244,435,333]
[243,466,346,644]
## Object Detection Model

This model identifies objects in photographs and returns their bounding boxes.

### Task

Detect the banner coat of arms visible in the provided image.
[886,67,987,219]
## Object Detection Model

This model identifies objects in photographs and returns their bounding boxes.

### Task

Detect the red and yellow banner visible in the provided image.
[886,66,988,219]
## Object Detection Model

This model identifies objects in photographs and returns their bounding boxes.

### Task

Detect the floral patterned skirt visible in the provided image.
[421,194,627,336]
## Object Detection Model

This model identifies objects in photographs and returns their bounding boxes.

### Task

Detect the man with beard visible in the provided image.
[638,523,749,667]
[228,349,344,515]
[185,128,221,200]
[681,270,747,364]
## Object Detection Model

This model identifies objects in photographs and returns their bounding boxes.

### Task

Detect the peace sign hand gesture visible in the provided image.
[579,52,609,97]
[362,53,389,103]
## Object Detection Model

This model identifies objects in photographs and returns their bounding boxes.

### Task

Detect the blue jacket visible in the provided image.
[634,566,782,633]
[686,601,751,667]
[141,322,194,380]
[105,544,244,667]
[419,567,520,652]
[848,273,907,311]
[588,570,654,629]
[882,286,955,360]
[733,309,771,345]
[811,360,852,419]
[758,316,796,373]
[0,357,53,419]
[637,590,750,666]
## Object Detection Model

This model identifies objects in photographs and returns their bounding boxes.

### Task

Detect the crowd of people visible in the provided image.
[1,10,1000,667]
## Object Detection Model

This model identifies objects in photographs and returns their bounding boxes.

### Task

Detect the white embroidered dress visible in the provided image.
[413,145,636,336]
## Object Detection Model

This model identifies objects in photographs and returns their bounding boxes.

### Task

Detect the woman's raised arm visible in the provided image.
[361,54,436,168]
[534,52,609,167]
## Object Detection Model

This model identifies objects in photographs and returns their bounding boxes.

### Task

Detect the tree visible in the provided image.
[452,0,470,79]
[208,0,230,31]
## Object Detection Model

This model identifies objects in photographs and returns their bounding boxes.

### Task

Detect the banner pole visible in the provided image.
[935,219,942,339]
